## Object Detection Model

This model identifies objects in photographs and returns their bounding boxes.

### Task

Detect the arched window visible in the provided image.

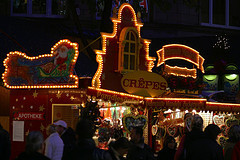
[123,31,137,71]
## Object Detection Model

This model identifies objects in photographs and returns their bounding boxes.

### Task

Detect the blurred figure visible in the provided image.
[127,126,155,160]
[53,120,76,159]
[204,124,221,140]
[0,123,11,160]
[15,131,50,160]
[224,125,240,160]
[204,124,224,159]
[63,118,108,160]
[106,137,130,160]
[157,136,176,160]
[44,124,64,160]
[174,112,192,160]
[184,115,224,160]
[231,141,240,160]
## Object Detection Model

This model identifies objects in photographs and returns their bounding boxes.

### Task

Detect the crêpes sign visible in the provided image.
[121,71,168,97]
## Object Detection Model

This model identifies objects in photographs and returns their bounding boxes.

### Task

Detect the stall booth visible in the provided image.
[2,3,240,159]
[85,3,240,151]
[2,39,89,158]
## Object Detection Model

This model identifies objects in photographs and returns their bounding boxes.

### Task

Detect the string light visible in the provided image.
[156,44,205,79]
[92,3,155,88]
[2,39,79,89]
[213,34,230,50]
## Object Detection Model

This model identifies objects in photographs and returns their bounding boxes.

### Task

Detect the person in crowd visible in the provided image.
[106,137,131,160]
[174,112,192,160]
[0,123,11,160]
[183,115,223,160]
[15,131,50,160]
[53,120,76,159]
[231,140,240,160]
[204,124,224,159]
[224,125,240,160]
[127,126,155,160]
[44,124,64,160]
[157,136,176,160]
[63,118,108,160]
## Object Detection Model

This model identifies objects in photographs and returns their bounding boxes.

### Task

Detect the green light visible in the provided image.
[204,75,217,81]
[225,74,238,81]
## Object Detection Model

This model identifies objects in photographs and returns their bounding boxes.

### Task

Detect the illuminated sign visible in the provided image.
[156,44,205,79]
[2,39,79,89]
[121,71,168,97]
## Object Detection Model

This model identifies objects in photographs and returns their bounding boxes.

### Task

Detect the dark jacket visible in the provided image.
[231,141,240,160]
[63,138,108,160]
[15,152,50,160]
[185,129,223,160]
[61,127,77,159]
[0,125,11,160]
[157,147,176,160]
[127,140,155,160]
[106,146,126,160]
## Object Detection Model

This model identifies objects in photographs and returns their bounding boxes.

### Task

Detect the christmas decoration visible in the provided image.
[79,100,101,126]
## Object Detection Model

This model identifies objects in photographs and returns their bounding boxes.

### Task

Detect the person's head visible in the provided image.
[25,131,44,153]
[75,118,95,140]
[54,120,67,135]
[130,127,143,144]
[46,124,56,136]
[227,125,240,142]
[204,124,221,140]
[191,114,203,131]
[163,136,176,150]
[184,113,192,121]
[184,112,193,132]
[111,137,130,156]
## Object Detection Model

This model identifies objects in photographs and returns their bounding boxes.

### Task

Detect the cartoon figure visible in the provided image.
[54,45,69,66]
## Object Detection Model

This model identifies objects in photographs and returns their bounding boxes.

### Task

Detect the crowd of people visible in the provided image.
[1,113,240,160]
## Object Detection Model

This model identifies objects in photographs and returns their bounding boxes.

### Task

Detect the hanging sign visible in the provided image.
[123,114,147,133]
[13,112,45,120]
[121,71,168,97]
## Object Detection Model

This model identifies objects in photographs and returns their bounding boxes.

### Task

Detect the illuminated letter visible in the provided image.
[145,81,152,89]
[129,79,137,87]
[160,82,167,90]
[152,82,159,89]
[123,79,129,87]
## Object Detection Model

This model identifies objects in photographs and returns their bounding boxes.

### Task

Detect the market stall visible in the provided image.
[2,3,240,159]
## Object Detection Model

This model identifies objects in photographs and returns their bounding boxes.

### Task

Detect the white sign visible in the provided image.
[13,121,24,142]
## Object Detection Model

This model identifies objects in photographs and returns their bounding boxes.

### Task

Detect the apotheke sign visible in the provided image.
[121,71,168,97]
[13,112,45,120]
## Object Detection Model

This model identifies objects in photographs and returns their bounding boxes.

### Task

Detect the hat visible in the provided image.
[54,120,67,128]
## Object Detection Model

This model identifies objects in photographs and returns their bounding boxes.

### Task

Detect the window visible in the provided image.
[123,31,137,71]
[11,0,66,17]
[229,0,240,27]
[213,0,225,25]
[201,0,240,29]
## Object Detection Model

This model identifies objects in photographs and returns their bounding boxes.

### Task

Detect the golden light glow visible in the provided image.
[144,40,156,72]
[88,87,144,99]
[2,39,79,89]
[92,54,103,88]
[92,3,155,88]
[145,97,206,101]
[156,44,205,79]
[164,64,197,78]
[206,102,240,113]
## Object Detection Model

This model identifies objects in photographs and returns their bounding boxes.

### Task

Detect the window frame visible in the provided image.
[201,0,240,30]
[11,0,65,18]
[118,27,140,73]
[123,30,137,71]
